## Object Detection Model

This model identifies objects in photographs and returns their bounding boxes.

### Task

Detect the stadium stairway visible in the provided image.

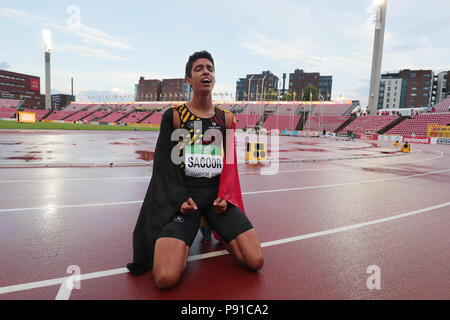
[93,109,116,122]
[61,110,86,121]
[335,115,356,133]
[257,106,272,126]
[345,102,360,115]
[41,110,55,120]
[377,116,409,134]
[137,110,155,123]
[115,110,134,123]
[77,110,98,122]
[41,110,53,120]
[296,111,309,130]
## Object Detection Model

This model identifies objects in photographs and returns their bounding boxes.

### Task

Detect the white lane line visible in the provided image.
[242,167,339,175]
[0,176,150,183]
[0,276,68,295]
[243,168,450,195]
[0,148,444,184]
[0,201,448,296]
[1,168,449,214]
[260,201,450,248]
[0,201,142,214]
[0,167,341,183]
[376,150,443,165]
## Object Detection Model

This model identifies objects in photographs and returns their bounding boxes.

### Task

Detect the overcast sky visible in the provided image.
[1,0,449,106]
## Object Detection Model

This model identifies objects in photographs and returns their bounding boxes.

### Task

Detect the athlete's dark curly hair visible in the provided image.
[185,50,214,78]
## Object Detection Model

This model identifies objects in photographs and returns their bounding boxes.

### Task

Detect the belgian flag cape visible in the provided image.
[127,107,244,276]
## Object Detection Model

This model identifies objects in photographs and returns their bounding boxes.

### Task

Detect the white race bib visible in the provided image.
[184,144,223,178]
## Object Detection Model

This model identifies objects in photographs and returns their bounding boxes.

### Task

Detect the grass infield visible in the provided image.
[0,120,159,131]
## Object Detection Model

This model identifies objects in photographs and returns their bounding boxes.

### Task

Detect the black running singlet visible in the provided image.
[174,104,228,186]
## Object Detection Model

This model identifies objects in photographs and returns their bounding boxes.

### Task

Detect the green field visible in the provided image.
[0,120,159,131]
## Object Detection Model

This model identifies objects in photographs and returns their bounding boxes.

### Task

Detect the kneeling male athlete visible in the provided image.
[127,50,264,289]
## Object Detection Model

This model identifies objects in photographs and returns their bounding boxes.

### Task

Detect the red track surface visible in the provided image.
[0,130,449,300]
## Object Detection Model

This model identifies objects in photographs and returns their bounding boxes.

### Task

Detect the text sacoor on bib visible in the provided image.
[184,144,223,178]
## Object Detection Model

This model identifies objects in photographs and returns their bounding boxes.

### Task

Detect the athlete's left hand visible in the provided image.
[213,198,227,214]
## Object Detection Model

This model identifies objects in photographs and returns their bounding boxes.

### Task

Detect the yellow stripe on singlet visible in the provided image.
[181,107,187,117]
[182,111,190,123]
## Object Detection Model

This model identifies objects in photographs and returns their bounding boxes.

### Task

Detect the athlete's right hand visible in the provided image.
[180,197,198,215]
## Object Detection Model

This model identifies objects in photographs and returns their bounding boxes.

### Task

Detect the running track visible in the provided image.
[0,133,449,300]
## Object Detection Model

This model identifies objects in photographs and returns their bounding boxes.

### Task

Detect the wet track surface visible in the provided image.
[0,129,449,299]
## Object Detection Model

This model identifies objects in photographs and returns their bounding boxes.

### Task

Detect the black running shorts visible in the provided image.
[156,182,253,246]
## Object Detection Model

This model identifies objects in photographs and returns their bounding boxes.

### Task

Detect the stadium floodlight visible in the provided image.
[42,29,52,110]
[246,75,255,128]
[261,75,267,102]
[42,29,52,53]
[367,0,387,116]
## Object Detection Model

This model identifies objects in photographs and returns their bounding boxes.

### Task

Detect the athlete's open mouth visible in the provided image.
[201,78,211,84]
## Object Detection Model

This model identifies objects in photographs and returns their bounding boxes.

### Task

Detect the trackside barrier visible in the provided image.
[16,111,36,123]
[359,133,378,141]
[403,136,430,144]
[378,135,403,142]
[126,123,160,129]
[431,137,450,145]
[280,130,300,136]
[427,124,450,137]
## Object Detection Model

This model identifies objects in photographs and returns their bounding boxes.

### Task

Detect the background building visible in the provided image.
[0,70,41,108]
[378,72,402,109]
[236,71,278,101]
[236,78,247,101]
[318,75,332,100]
[137,77,192,101]
[434,71,448,104]
[447,71,450,100]
[377,69,434,109]
[161,78,191,101]
[399,69,433,109]
[288,69,332,100]
[138,77,161,101]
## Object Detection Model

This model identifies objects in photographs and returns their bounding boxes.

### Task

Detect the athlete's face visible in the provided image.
[186,58,215,94]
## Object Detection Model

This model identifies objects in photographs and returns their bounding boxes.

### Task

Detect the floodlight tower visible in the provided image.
[367,0,387,115]
[42,29,52,110]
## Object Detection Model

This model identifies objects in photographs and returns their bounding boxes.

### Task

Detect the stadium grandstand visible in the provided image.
[342,115,399,134]
[263,114,302,131]
[385,113,450,137]
[304,101,355,116]
[300,115,352,132]
[119,111,152,124]
[0,106,18,119]
[0,98,23,109]
[2,99,449,138]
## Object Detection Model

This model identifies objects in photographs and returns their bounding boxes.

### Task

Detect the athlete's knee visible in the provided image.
[153,269,181,289]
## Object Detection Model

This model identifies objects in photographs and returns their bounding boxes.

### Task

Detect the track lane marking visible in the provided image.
[0,167,340,183]
[0,149,444,184]
[1,168,448,213]
[0,201,448,296]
